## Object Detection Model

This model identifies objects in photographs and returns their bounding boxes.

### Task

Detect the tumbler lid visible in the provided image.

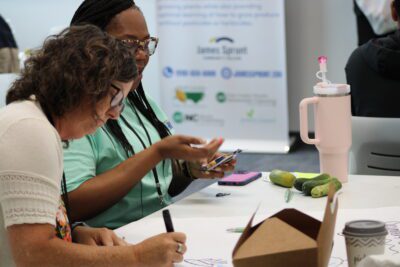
[313,83,350,95]
[342,220,388,237]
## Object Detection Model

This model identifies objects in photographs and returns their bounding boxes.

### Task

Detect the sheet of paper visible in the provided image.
[115,207,400,267]
[116,216,250,267]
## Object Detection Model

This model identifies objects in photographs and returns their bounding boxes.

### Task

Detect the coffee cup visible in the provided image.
[342,220,388,267]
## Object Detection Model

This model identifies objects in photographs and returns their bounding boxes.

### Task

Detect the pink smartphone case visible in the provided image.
[218,172,262,186]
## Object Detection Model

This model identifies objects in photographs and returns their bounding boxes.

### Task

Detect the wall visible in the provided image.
[1,0,82,49]
[1,0,357,131]
[285,0,357,131]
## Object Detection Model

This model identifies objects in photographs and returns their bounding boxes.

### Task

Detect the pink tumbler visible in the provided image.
[299,57,351,183]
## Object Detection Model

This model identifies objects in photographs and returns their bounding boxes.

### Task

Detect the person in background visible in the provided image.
[346,0,400,117]
[0,15,19,73]
[63,0,235,229]
[0,24,186,267]
[353,0,397,46]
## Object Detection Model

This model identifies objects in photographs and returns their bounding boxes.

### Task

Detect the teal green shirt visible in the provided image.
[63,94,173,229]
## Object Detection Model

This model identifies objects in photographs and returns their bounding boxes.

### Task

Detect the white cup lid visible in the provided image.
[313,83,350,95]
[342,220,388,237]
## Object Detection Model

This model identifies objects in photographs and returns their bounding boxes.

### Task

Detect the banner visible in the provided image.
[157,0,289,153]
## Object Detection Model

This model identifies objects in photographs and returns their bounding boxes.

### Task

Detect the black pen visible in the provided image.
[162,209,174,232]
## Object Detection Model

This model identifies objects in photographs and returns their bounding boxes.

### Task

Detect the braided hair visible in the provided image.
[71,0,171,156]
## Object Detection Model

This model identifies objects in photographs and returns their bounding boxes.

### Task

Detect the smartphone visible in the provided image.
[218,171,262,186]
[201,149,242,171]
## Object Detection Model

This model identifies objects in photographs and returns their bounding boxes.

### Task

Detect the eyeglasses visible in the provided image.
[110,83,125,114]
[120,37,159,56]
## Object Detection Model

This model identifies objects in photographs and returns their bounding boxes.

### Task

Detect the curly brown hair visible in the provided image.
[6,24,137,117]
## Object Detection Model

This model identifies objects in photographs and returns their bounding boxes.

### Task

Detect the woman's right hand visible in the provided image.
[154,135,223,162]
[133,232,187,267]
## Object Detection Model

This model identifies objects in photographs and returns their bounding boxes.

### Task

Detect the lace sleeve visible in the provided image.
[0,171,60,227]
[0,118,63,228]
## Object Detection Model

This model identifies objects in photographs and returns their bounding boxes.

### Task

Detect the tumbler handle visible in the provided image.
[299,97,320,145]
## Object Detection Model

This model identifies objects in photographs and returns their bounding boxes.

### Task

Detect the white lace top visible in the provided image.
[0,100,63,267]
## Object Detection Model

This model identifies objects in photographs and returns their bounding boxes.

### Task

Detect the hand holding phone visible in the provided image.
[200,149,242,171]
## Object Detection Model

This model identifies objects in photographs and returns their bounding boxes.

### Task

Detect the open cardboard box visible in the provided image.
[232,184,338,267]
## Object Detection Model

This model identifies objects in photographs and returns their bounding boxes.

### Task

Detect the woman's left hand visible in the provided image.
[72,226,128,246]
[189,152,236,179]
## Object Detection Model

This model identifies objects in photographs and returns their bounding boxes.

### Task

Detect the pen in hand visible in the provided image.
[163,209,186,255]
[163,209,174,232]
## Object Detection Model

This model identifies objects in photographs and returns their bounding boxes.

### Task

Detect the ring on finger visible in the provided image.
[176,242,184,254]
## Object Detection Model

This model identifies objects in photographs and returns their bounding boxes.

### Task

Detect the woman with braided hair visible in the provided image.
[63,0,236,229]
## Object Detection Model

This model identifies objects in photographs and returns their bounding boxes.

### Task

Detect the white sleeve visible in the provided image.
[0,118,62,228]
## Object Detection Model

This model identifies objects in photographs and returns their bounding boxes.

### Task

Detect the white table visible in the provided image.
[116,174,400,266]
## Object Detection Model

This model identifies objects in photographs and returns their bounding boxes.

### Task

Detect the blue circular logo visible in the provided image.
[163,66,174,78]
[221,67,233,80]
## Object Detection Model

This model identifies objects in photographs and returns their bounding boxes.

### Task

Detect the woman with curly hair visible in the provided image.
[0,24,187,266]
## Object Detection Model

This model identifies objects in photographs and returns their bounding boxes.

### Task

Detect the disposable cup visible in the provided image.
[342,220,387,267]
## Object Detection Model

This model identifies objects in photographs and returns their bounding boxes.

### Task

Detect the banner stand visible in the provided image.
[158,0,290,154]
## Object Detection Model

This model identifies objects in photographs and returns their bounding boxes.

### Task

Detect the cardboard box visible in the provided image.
[232,185,338,267]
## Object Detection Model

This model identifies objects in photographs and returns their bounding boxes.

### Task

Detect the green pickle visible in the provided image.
[269,170,296,188]
[302,178,330,196]
[269,171,341,198]
[294,173,330,192]
[311,178,342,198]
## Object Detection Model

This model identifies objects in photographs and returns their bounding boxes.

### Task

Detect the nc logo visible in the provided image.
[173,112,184,123]
[163,66,174,78]
[221,67,233,80]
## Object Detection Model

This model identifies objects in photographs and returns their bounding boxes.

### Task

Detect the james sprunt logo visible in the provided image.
[209,36,234,44]
[197,36,248,61]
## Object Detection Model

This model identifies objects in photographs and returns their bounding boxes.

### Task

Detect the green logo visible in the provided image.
[246,109,255,118]
[173,112,184,123]
[176,89,204,104]
[216,92,226,103]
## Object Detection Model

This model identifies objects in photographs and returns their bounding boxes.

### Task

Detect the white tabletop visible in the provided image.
[139,173,400,218]
[116,173,400,266]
